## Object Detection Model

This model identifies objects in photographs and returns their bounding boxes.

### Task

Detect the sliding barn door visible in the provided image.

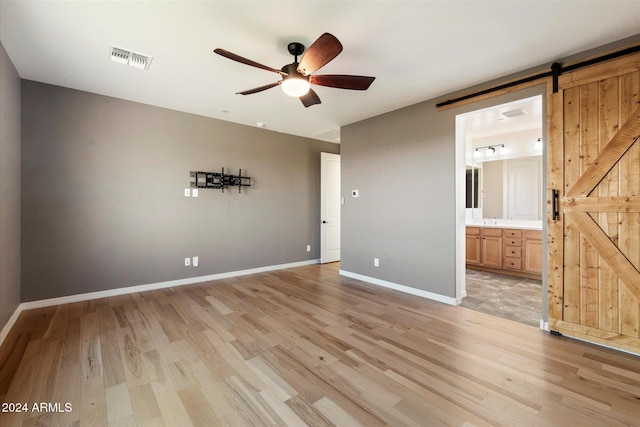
[548,51,640,354]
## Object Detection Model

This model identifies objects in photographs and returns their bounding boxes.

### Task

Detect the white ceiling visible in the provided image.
[1,1,639,143]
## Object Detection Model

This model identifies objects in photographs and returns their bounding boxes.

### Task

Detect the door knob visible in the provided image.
[322,220,329,224]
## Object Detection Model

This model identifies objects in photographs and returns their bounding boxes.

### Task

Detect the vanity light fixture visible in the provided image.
[534,138,543,151]
[475,144,505,157]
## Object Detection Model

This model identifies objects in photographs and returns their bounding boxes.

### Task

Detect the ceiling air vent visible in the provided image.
[109,45,153,70]
[501,108,525,118]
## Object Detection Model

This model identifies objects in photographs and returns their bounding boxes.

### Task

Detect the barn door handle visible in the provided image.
[552,189,560,220]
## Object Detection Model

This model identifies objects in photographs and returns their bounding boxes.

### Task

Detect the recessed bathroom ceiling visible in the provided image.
[465,96,543,139]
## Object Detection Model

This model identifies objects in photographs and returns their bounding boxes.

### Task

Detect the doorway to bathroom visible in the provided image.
[456,94,546,327]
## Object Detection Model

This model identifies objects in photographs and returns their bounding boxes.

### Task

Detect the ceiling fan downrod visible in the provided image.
[287,42,305,62]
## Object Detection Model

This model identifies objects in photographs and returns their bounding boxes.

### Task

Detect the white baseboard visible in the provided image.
[0,305,24,348]
[339,270,458,306]
[0,259,319,348]
[540,319,549,331]
[456,290,467,305]
[20,259,319,311]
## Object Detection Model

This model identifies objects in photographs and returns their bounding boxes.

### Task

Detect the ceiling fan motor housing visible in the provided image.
[281,63,308,81]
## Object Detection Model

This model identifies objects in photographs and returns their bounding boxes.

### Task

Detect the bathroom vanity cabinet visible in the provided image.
[466,226,542,280]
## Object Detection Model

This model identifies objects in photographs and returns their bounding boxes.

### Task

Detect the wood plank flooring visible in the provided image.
[1,263,639,426]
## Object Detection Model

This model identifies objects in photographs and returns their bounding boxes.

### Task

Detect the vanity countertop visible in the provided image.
[466,220,543,230]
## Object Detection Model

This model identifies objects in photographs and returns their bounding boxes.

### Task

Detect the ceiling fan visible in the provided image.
[214,33,375,107]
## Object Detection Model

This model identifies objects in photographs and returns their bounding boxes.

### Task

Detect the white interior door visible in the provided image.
[506,158,541,220]
[321,152,341,263]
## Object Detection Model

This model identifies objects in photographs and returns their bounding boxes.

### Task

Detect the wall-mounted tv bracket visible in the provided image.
[190,168,251,193]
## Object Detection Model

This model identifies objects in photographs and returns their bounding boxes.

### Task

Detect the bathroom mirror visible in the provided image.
[480,157,542,220]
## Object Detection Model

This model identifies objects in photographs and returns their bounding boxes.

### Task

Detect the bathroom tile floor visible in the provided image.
[462,269,542,327]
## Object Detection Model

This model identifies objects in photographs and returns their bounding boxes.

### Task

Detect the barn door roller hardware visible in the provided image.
[436,45,640,107]
[190,168,251,193]
[551,62,562,93]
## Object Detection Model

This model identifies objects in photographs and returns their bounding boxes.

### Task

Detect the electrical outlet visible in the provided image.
[374,257,379,267]
[193,256,199,267]
[307,245,311,252]
[184,188,191,197]
[185,257,191,266]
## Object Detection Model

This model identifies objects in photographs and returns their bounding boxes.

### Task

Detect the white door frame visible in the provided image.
[321,152,341,263]
[455,93,547,323]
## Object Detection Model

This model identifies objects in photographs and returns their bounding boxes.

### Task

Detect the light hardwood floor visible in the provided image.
[1,263,639,426]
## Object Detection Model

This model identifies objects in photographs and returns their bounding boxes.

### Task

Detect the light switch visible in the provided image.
[192,189,199,197]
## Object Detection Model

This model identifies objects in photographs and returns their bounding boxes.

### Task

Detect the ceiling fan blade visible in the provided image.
[310,75,375,90]
[214,48,285,75]
[297,33,343,76]
[300,88,321,108]
[236,81,281,95]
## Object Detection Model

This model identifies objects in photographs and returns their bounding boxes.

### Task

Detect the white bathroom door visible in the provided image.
[321,152,341,263]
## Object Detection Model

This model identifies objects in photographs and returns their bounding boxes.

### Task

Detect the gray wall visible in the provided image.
[21,81,338,301]
[341,101,457,295]
[0,42,21,329]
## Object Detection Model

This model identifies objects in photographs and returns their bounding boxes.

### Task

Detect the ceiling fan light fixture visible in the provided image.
[281,75,310,97]
[214,33,373,107]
